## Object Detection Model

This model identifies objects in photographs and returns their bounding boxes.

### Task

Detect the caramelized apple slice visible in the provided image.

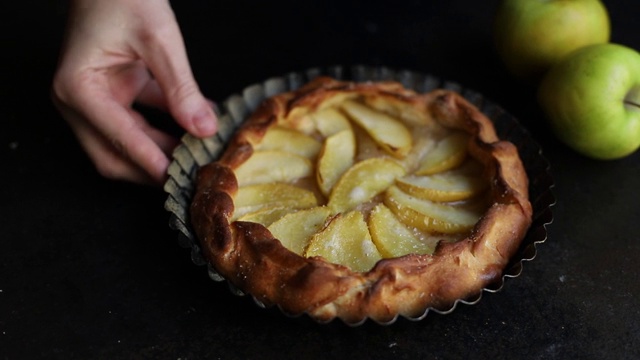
[448,158,485,176]
[363,96,431,126]
[237,206,295,227]
[416,132,469,175]
[395,172,487,202]
[268,206,331,255]
[383,185,481,234]
[328,157,406,214]
[234,150,313,186]
[255,126,322,158]
[369,204,435,257]
[305,211,382,272]
[341,100,412,158]
[317,129,356,196]
[232,183,317,220]
[310,107,352,137]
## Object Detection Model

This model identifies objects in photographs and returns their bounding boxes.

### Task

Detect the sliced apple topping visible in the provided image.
[237,206,296,227]
[363,96,432,126]
[369,204,435,257]
[449,158,485,177]
[268,206,331,255]
[310,107,352,137]
[416,131,469,175]
[234,150,313,187]
[383,185,481,234]
[255,126,322,158]
[229,93,492,269]
[395,172,487,202]
[305,211,382,272]
[233,183,317,220]
[341,100,412,158]
[317,128,356,196]
[328,157,406,214]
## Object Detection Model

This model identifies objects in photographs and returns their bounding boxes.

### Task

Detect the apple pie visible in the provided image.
[190,77,533,324]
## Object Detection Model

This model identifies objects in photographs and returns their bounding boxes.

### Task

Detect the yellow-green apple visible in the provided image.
[538,43,640,160]
[493,0,610,83]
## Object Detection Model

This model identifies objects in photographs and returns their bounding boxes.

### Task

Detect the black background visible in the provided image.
[2,1,639,359]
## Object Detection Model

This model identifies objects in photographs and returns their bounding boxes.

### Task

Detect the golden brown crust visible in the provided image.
[190,77,533,324]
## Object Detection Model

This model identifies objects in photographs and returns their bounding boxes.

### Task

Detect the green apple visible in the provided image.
[538,43,640,160]
[494,0,610,83]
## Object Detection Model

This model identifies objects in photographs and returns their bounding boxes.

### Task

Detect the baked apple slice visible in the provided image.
[268,206,332,255]
[236,206,295,227]
[233,150,313,186]
[340,100,412,158]
[317,128,356,196]
[304,210,382,272]
[383,185,482,234]
[328,157,406,214]
[368,203,435,257]
[416,132,469,175]
[395,172,488,202]
[311,107,352,137]
[255,126,322,158]
[232,183,317,220]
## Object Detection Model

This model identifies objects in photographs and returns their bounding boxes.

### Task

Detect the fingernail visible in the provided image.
[193,108,217,135]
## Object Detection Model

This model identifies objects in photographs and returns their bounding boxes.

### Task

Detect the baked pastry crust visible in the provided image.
[190,77,533,324]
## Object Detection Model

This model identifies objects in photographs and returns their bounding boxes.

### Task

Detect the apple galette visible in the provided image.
[190,77,533,324]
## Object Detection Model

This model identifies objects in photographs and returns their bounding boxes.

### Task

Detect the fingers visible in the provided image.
[51,0,216,186]
[56,78,177,185]
[94,102,174,184]
[135,78,220,123]
[135,78,169,111]
[131,3,218,138]
[53,64,175,185]
[59,104,159,186]
[129,109,180,156]
[55,97,179,186]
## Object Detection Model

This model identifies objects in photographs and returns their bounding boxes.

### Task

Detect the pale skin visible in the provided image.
[52,0,218,186]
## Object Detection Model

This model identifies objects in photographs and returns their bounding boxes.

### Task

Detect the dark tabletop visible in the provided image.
[2,1,639,359]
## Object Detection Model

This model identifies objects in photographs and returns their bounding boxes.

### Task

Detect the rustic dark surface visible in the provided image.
[2,1,639,359]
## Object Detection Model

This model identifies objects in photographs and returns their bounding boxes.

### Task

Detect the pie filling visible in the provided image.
[229,94,490,272]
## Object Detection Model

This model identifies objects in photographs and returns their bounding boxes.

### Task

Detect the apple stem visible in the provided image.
[624,87,640,111]
[624,99,640,110]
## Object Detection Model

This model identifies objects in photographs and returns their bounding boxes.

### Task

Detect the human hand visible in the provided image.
[52,0,217,186]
